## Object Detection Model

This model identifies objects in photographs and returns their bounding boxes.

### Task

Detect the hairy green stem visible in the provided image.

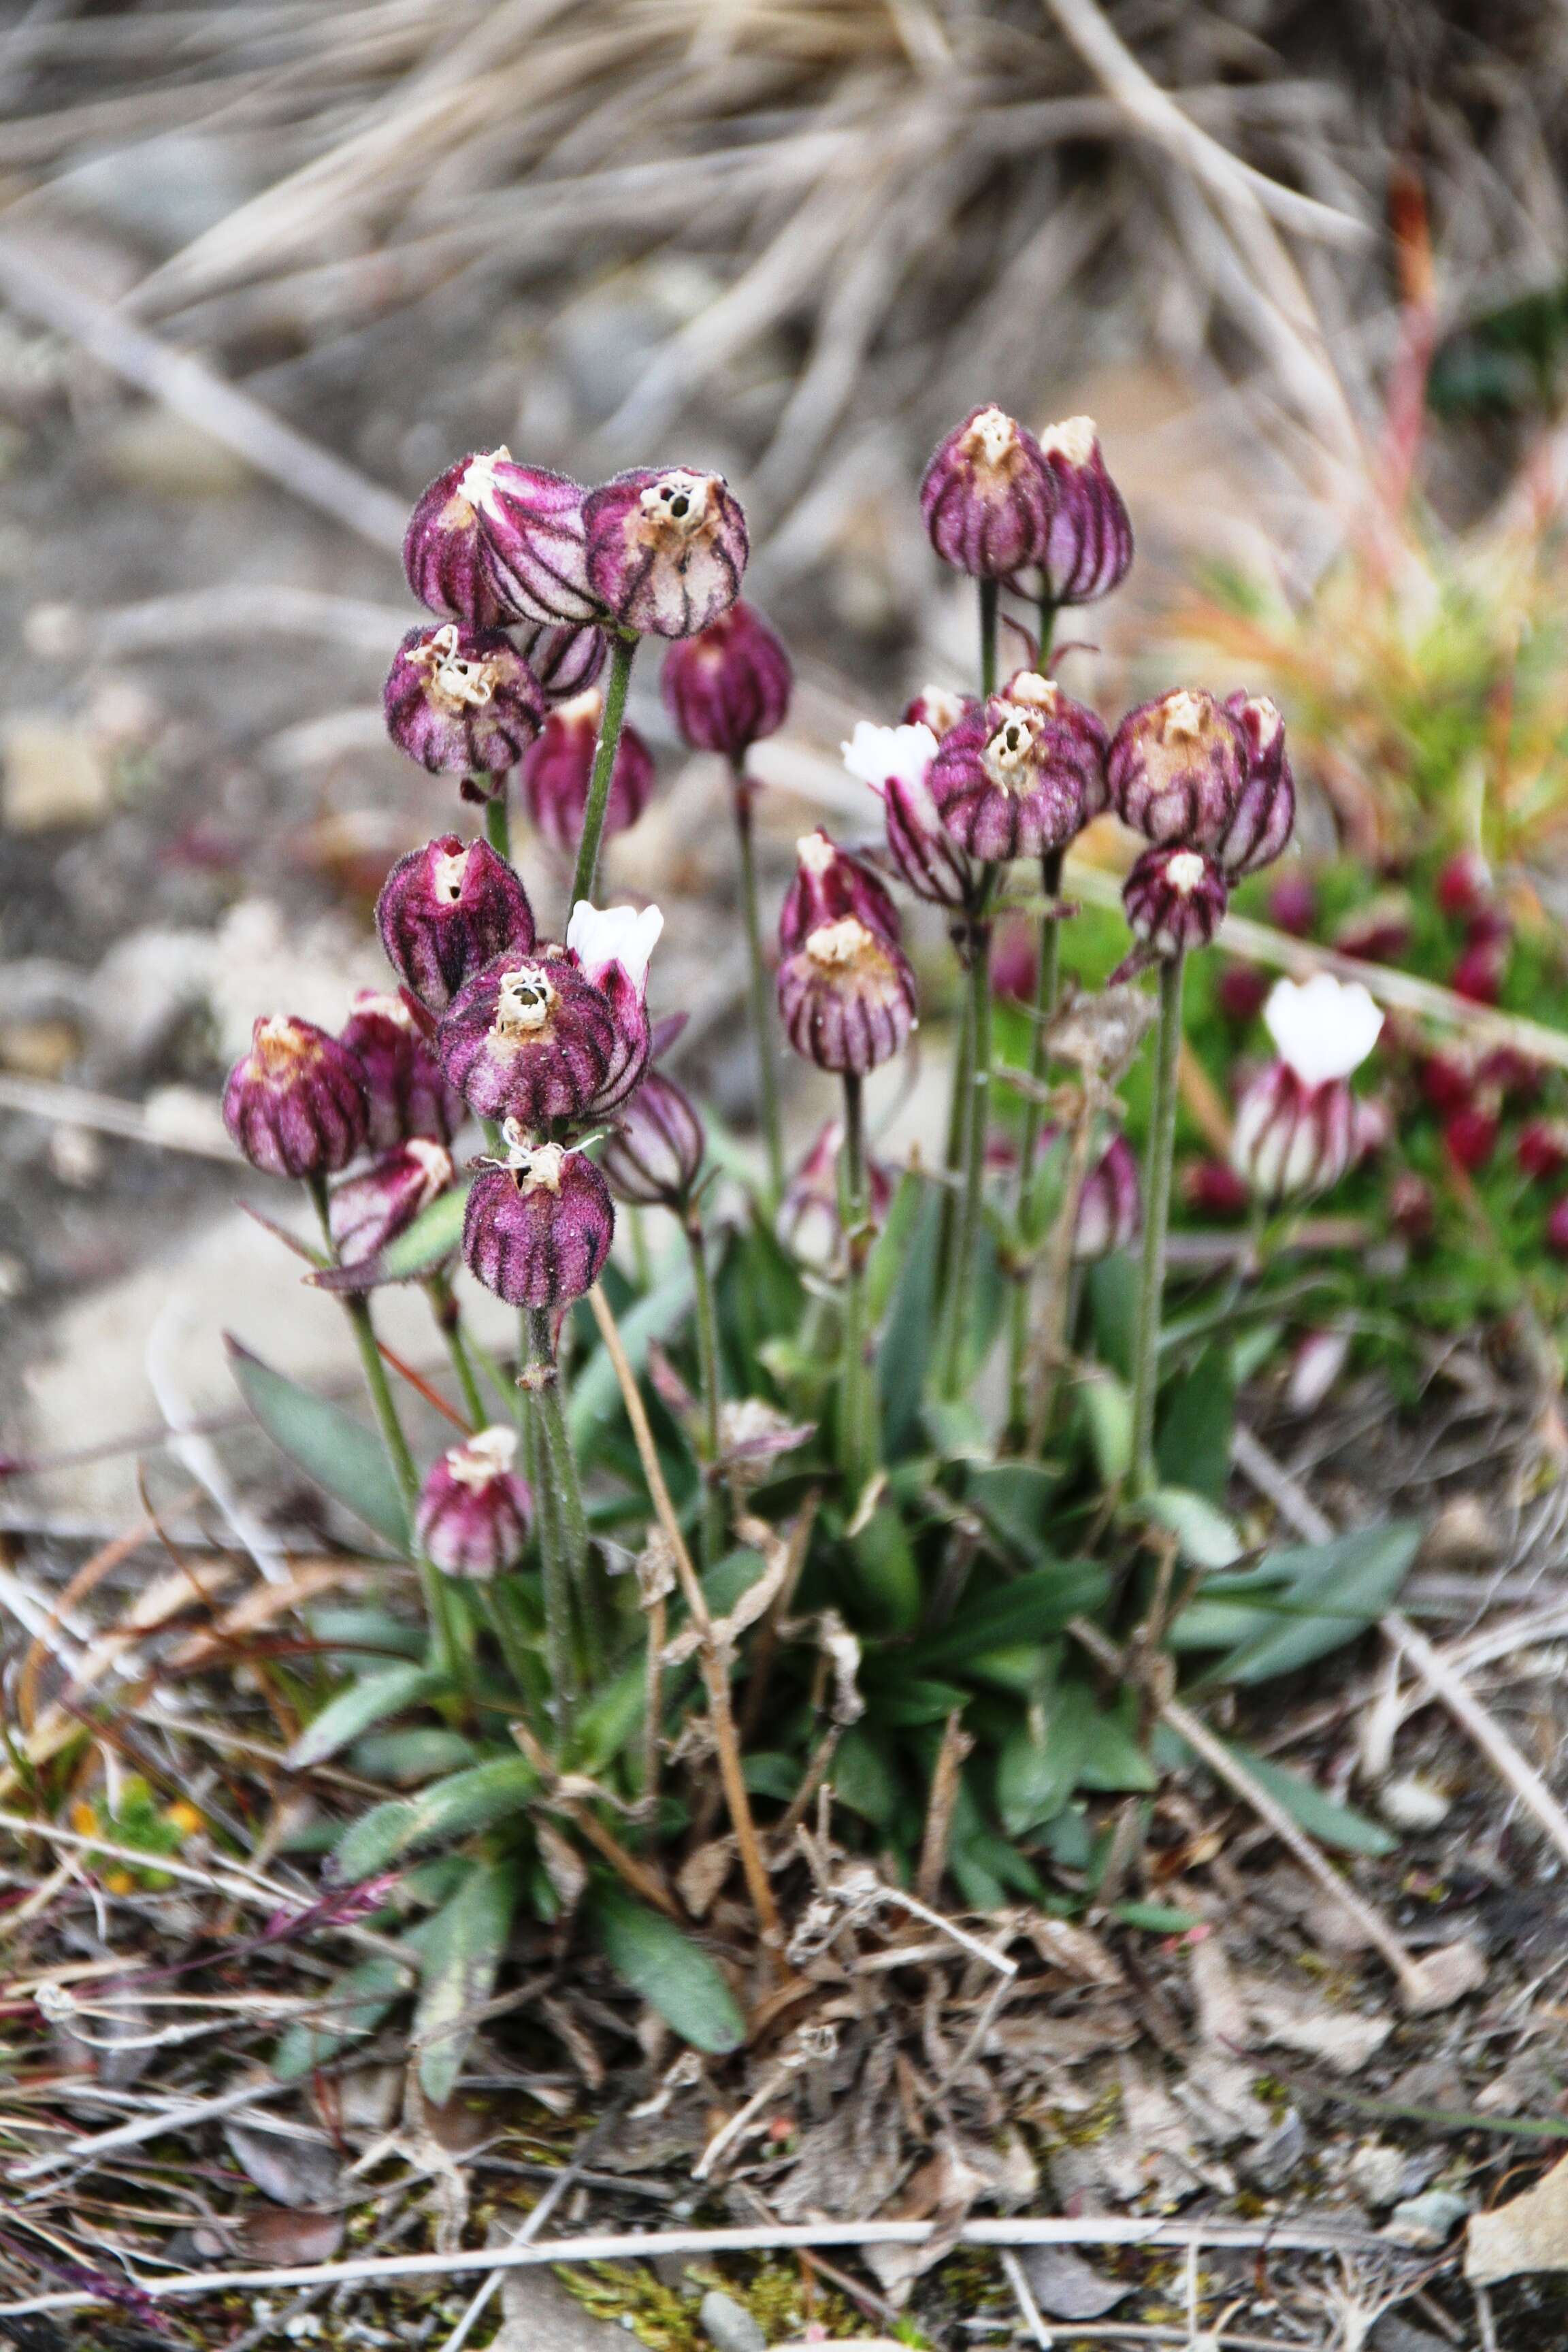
[685,1213,725,1566]
[483,783,510,864]
[570,630,637,909]
[525,1305,592,1723]
[425,1270,486,1429]
[938,904,994,1397]
[979,576,999,698]
[1036,593,1058,674]
[934,949,975,1305]
[730,759,784,1207]
[1131,951,1186,1496]
[1007,845,1066,1438]
[838,1071,876,1495]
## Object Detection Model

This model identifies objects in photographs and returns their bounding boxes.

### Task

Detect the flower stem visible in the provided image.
[934,947,975,1303]
[483,782,510,864]
[979,576,999,698]
[838,1071,877,1497]
[1007,845,1064,1438]
[570,630,637,908]
[938,900,994,1398]
[730,757,784,1207]
[523,1304,591,1725]
[1131,950,1186,1496]
[685,1211,725,1566]
[425,1269,486,1428]
[305,1175,459,1680]
[1037,593,1058,674]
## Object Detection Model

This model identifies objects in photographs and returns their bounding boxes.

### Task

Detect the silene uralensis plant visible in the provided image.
[221,418,1426,2100]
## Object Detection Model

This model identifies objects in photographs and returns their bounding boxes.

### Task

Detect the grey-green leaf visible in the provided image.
[272,1953,409,2080]
[593,1888,745,2055]
[227,1337,411,1550]
[413,1860,519,2105]
[1215,1522,1420,1685]
[332,1799,419,1882]
[289,1664,443,1770]
[376,1183,470,1281]
[1226,1744,1399,1857]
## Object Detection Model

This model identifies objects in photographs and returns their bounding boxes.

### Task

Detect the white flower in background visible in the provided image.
[566,899,663,992]
[1263,971,1383,1087]
[1232,973,1385,1203]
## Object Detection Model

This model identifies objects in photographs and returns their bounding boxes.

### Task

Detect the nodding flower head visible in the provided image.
[1122,844,1228,958]
[1230,973,1384,1201]
[845,720,972,912]
[455,450,599,625]
[928,670,1107,863]
[919,404,1053,580]
[779,826,901,952]
[437,950,615,1130]
[778,1116,895,1269]
[1108,688,1249,852]
[328,1138,453,1266]
[416,1424,534,1578]
[1021,416,1133,608]
[1215,691,1294,879]
[1034,1124,1141,1260]
[662,600,791,760]
[376,834,535,1012]
[601,1070,705,1209]
[584,466,748,638]
[463,1132,614,1308]
[777,897,917,1077]
[338,989,462,1149]
[519,687,655,854]
[565,898,664,1113]
[223,1014,368,1179]
[403,451,514,630]
[382,625,543,789]
[514,619,606,702]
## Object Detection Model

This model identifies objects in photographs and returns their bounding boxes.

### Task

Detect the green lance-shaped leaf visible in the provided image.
[289,1663,445,1770]
[227,1336,411,1550]
[272,1953,410,2081]
[917,1560,1109,1667]
[1212,1522,1422,1686]
[1223,1744,1399,1857]
[591,1886,746,2055]
[413,1860,520,2106]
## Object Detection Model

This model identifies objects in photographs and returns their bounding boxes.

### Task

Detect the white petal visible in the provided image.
[1263,972,1382,1087]
[841,720,937,796]
[567,900,664,990]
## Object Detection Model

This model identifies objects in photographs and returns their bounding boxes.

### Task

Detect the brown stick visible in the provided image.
[915,1710,974,1907]
[586,1284,782,1955]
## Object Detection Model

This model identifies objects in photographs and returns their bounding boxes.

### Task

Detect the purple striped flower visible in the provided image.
[1107,688,1250,853]
[662,600,791,760]
[1122,844,1228,958]
[1215,691,1294,879]
[920,405,1053,579]
[416,1426,533,1578]
[463,1139,614,1307]
[519,687,655,854]
[602,1071,704,1209]
[779,826,901,953]
[437,948,618,1130]
[338,989,463,1149]
[463,451,598,623]
[514,619,606,702]
[583,467,748,638]
[223,1015,368,1179]
[376,835,536,1013]
[564,900,663,1115]
[777,840,917,1078]
[1015,416,1133,607]
[382,623,544,778]
[928,671,1107,862]
[328,1139,453,1265]
[1231,973,1384,1200]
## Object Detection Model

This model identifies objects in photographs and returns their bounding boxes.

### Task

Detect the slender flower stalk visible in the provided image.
[939,892,996,1396]
[425,1268,487,1428]
[306,1173,460,1680]
[979,577,999,698]
[522,1305,592,1720]
[483,785,510,864]
[838,1071,876,1497]
[1007,845,1064,1435]
[569,630,637,906]
[1130,950,1186,1494]
[730,758,785,1205]
[685,1211,726,1565]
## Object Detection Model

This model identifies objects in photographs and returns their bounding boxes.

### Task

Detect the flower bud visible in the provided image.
[437,948,619,1129]
[1420,1044,1477,1115]
[1215,963,1270,1024]
[339,989,462,1149]
[513,619,606,702]
[1214,693,1294,879]
[565,900,663,1115]
[844,722,973,912]
[403,453,513,630]
[415,1426,533,1578]
[902,683,971,738]
[928,671,1107,862]
[991,915,1038,1003]
[777,915,917,1075]
[1436,849,1492,921]
[1267,872,1317,936]
[601,1071,704,1207]
[383,623,544,778]
[1518,1118,1568,1181]
[519,687,656,853]
[1444,1100,1499,1171]
[583,467,748,637]
[1451,934,1507,1004]
[1183,1157,1250,1219]
[376,834,536,1012]
[1334,893,1412,964]
[777,1117,894,1269]
[1232,1063,1356,1201]
[223,1015,368,1179]
[662,600,791,760]
[919,405,1053,579]
[1027,416,1133,606]
[779,827,902,952]
[463,1138,614,1307]
[1122,844,1228,957]
[456,451,598,625]
[1107,689,1249,851]
[329,1139,453,1265]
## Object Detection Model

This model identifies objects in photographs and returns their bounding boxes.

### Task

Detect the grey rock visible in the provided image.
[1371,2317,1450,2352]
[1022,2246,1131,2319]
[699,2288,768,2352]
[1240,2106,1307,2191]
[1383,2187,1470,2249]
[497,2267,630,2349]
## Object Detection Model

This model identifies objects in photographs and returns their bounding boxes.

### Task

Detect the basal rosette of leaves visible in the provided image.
[201,421,1473,2099]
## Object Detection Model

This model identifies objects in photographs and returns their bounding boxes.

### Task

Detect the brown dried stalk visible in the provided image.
[585,1282,782,1957]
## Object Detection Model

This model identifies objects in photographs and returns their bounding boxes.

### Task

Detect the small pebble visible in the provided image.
[698,2288,767,2352]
